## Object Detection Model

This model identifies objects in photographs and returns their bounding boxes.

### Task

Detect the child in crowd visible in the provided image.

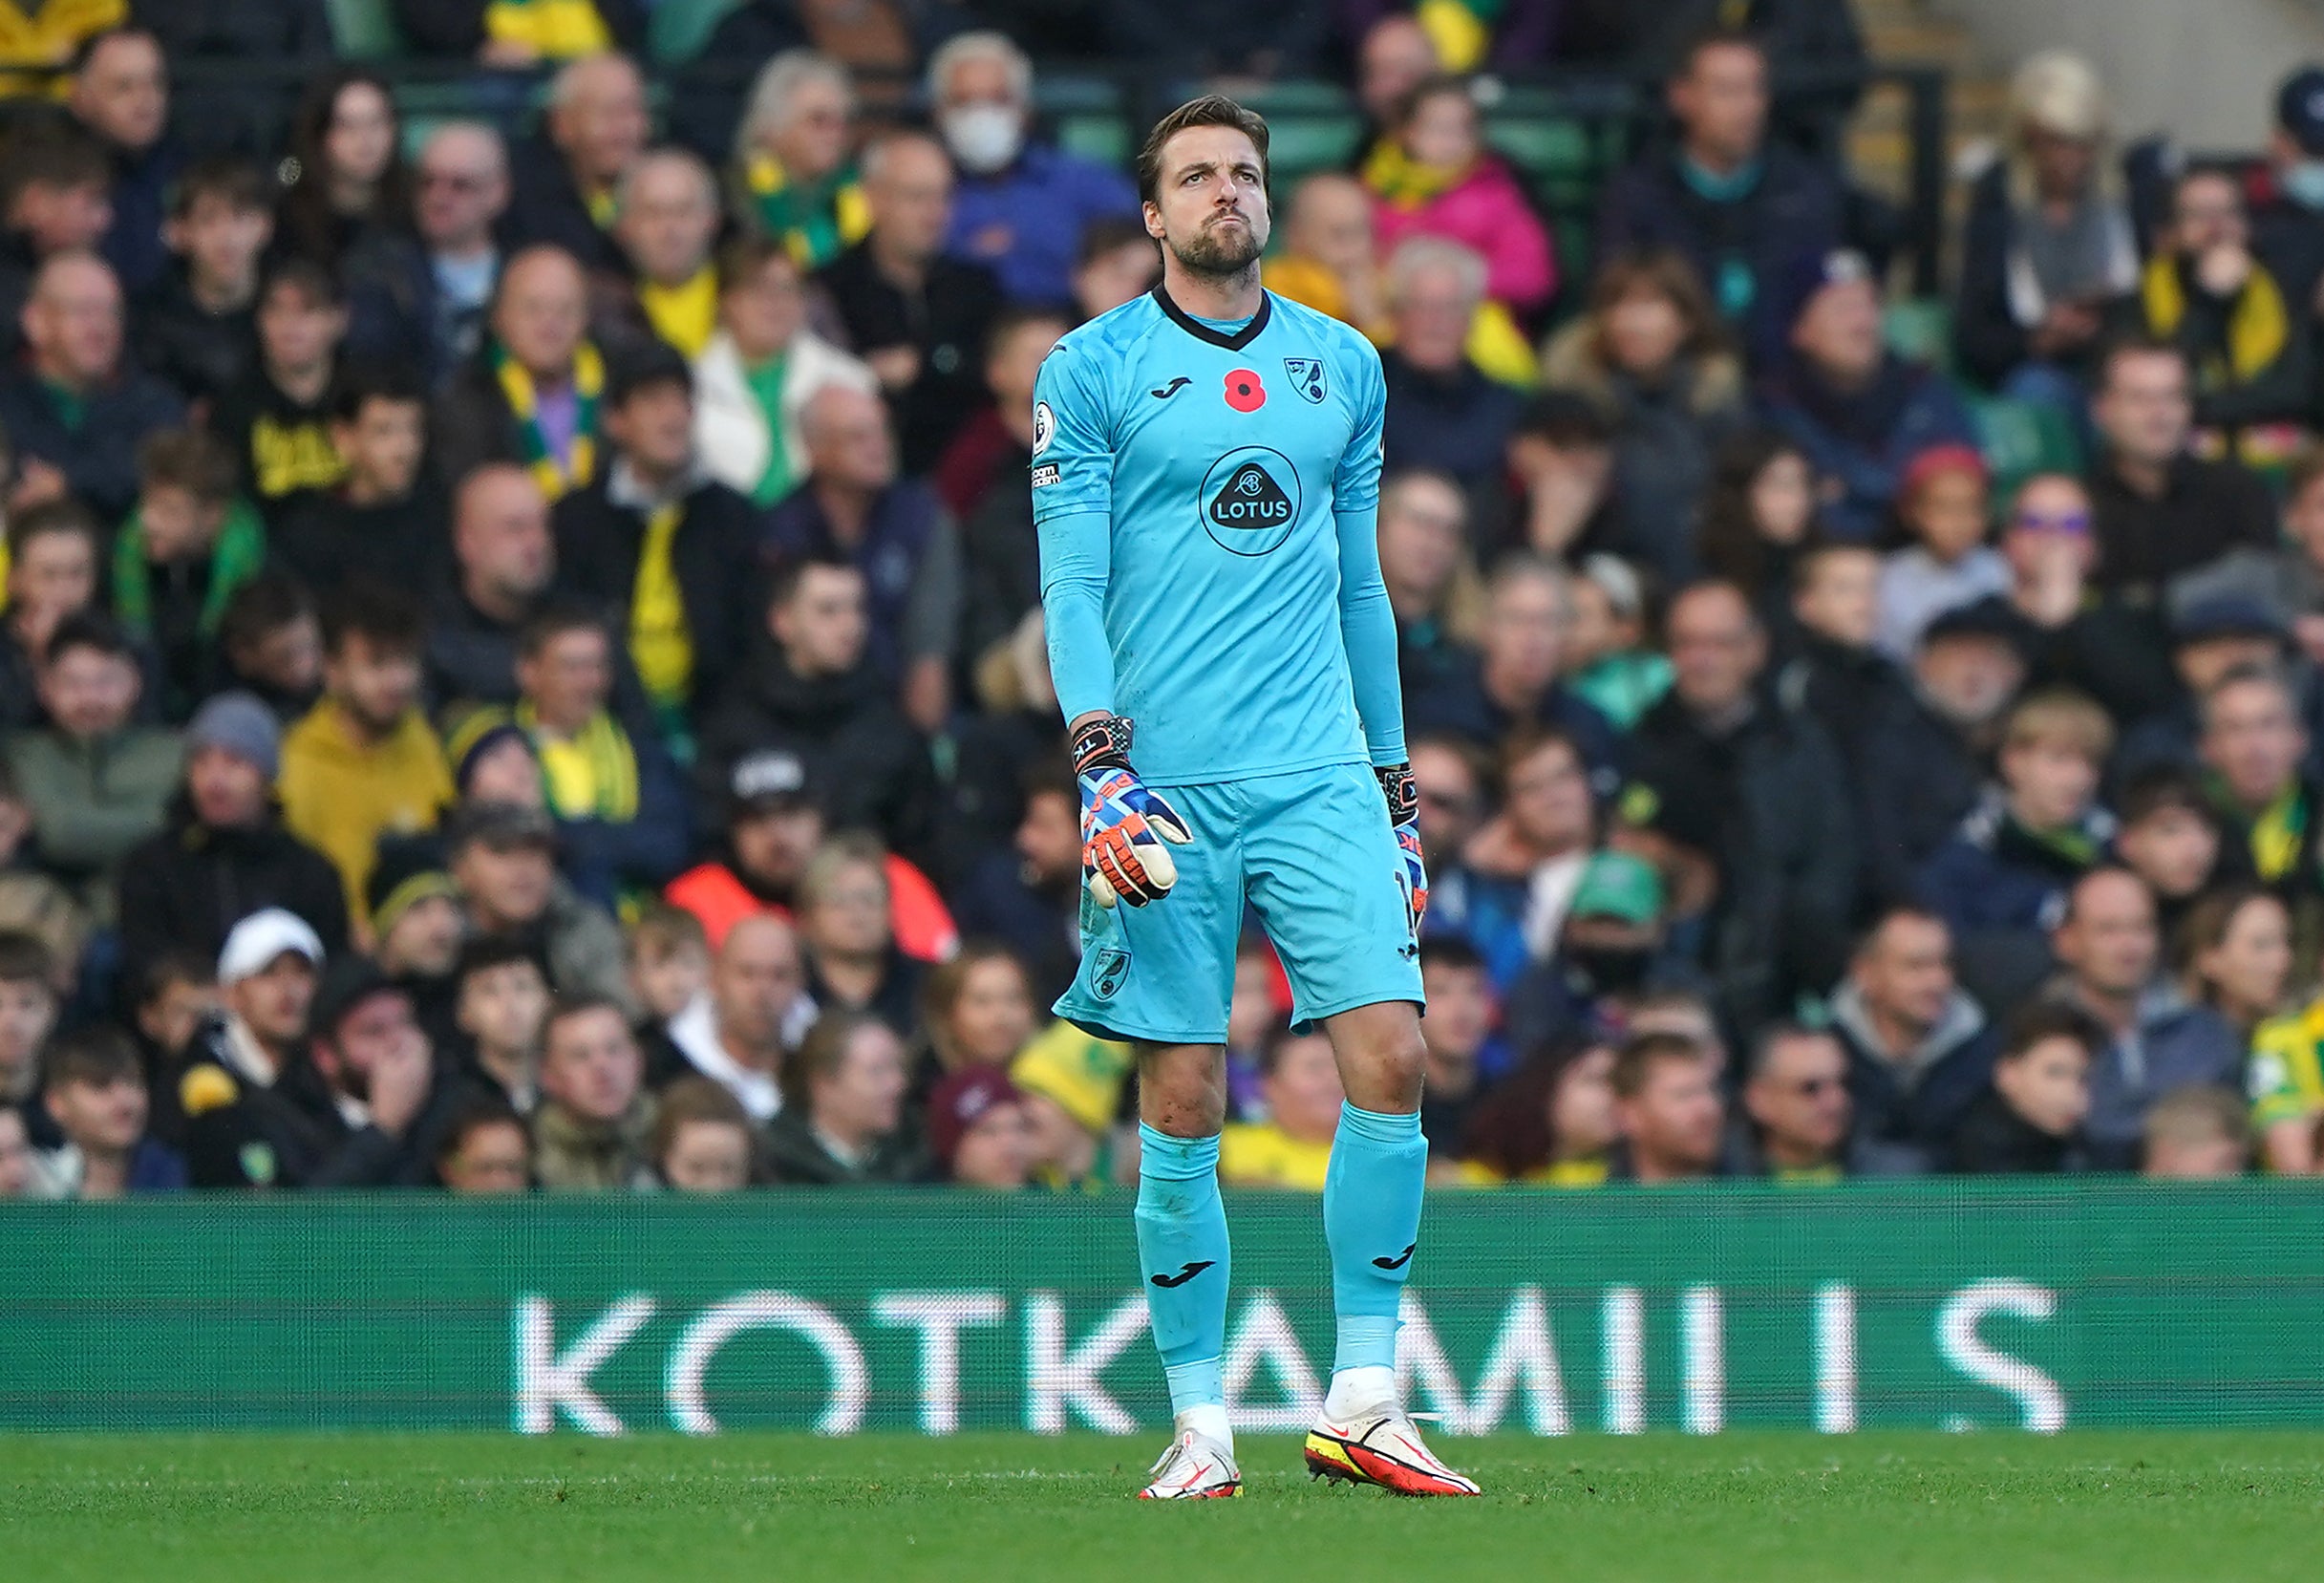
[2140,1085,2251,1179]
[269,365,438,597]
[650,1076,755,1192]
[32,1025,185,1198]
[111,427,266,721]
[1563,554,1671,732]
[1695,430,1823,642]
[1950,1002,2100,1173]
[138,156,273,415]
[210,258,350,521]
[452,937,552,1113]
[1877,444,2010,660]
[627,902,712,1030]
[0,930,58,1116]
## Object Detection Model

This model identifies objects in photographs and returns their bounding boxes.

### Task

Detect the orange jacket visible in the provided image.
[665,853,958,962]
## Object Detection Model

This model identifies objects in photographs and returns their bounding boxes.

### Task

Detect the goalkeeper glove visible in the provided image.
[1377,761,1428,931]
[1073,716,1193,908]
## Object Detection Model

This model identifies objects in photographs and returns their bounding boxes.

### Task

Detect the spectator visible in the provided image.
[1780,542,1917,790]
[600,146,721,359]
[2114,165,2308,454]
[1759,249,1976,542]
[413,123,511,381]
[1375,468,1483,714]
[0,250,184,522]
[1350,12,1440,162]
[919,942,1036,1093]
[0,127,116,356]
[446,801,629,1009]
[116,690,347,986]
[435,246,606,503]
[1488,392,1623,566]
[1858,598,2028,904]
[68,27,177,299]
[2195,667,2320,913]
[1825,906,1996,1151]
[927,1062,1034,1188]
[1565,554,1674,731]
[273,68,415,271]
[948,757,1079,1009]
[449,935,549,1111]
[2175,886,2293,1057]
[1220,1029,1345,1189]
[493,604,688,908]
[1608,1032,1725,1183]
[269,365,441,600]
[1731,1022,1887,1179]
[818,130,1005,476]
[1066,216,1159,325]
[663,912,806,1124]
[205,259,348,522]
[0,931,56,1116]
[1694,429,1822,638]
[1363,75,1554,319]
[504,53,650,277]
[177,908,323,1187]
[2048,866,2239,1168]
[1918,688,2115,1004]
[693,235,877,509]
[2253,66,2324,319]
[1404,554,1621,789]
[1417,936,1502,1147]
[1539,248,1745,584]
[2249,964,2324,1173]
[1595,27,1844,365]
[132,156,269,416]
[5,611,179,917]
[1011,1018,1133,1190]
[2140,1084,2250,1179]
[761,385,960,730]
[1263,172,1390,341]
[929,32,1139,310]
[367,837,463,1051]
[293,958,445,1187]
[646,1077,753,1190]
[1953,51,2140,398]
[732,51,865,271]
[123,946,215,1140]
[949,310,1069,662]
[32,1024,182,1196]
[1377,237,1523,503]
[797,831,924,1038]
[432,1095,531,1192]
[2112,767,2225,943]
[1949,1000,2100,1173]
[1451,729,1598,993]
[0,1102,30,1195]
[1996,470,2176,723]
[764,1008,913,1184]
[1621,580,1857,1034]
[279,584,453,922]
[1876,446,2011,661]
[215,573,323,727]
[625,902,709,1029]
[530,993,651,1190]
[425,463,560,716]
[2085,339,2274,599]
[111,426,263,718]
[1454,1035,1618,1186]
[393,0,644,65]
[0,502,103,727]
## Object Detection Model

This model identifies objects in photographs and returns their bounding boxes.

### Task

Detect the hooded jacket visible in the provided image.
[116,793,351,988]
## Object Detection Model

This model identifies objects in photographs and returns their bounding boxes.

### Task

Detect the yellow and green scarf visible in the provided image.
[492,338,603,502]
[512,700,639,824]
[744,153,870,269]
[2142,255,2289,390]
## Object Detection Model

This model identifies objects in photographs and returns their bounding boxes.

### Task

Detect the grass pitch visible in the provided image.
[4,1430,2319,1582]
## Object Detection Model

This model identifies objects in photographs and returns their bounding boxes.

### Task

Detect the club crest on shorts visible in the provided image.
[1091,948,1131,1000]
[1284,357,1327,404]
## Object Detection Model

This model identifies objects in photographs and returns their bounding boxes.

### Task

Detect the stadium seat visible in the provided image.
[1972,395,2084,499]
[1883,298,1954,374]
[650,0,747,66]
[324,0,410,59]
[1036,74,1132,170]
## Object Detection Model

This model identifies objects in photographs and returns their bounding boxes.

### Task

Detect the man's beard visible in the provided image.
[1168,215,1263,278]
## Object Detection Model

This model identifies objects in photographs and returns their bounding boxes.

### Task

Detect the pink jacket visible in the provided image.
[1373,158,1557,314]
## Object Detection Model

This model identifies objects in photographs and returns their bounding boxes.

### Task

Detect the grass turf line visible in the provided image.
[3,1430,2320,1583]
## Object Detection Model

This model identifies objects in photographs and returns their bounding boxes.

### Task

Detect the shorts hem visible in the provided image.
[1056,1004,1227,1047]
[1287,988,1424,1036]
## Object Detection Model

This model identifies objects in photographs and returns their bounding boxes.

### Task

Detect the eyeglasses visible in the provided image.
[2010,510,2091,533]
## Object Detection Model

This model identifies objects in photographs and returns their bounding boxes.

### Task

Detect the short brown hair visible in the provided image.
[2142,1084,2249,1162]
[649,1075,753,1165]
[1610,1031,1705,1101]
[2001,687,2113,763]
[784,1008,881,1113]
[1135,94,1270,206]
[1999,1000,2105,1062]
[627,902,708,967]
[138,428,238,505]
[42,1025,140,1091]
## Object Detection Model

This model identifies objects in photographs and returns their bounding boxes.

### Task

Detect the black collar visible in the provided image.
[1151,282,1270,351]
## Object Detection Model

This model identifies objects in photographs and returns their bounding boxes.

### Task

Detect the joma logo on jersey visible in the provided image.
[1198,446,1303,557]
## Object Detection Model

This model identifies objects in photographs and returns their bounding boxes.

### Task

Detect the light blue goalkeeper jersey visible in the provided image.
[1033,285,1405,788]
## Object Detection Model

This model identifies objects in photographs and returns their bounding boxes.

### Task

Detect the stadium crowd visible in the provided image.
[1,0,2323,1200]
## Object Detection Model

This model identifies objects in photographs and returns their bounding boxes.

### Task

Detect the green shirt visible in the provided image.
[743,352,792,507]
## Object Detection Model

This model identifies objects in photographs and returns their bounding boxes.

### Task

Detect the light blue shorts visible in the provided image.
[1055,761,1425,1045]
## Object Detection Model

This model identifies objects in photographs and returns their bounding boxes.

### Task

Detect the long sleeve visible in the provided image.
[1333,343,1406,766]
[1031,344,1118,724]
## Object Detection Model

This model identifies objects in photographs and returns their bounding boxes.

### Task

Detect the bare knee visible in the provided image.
[1325,1001,1427,1113]
[1138,1042,1228,1136]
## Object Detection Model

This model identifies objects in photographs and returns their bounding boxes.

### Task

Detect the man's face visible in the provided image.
[1390,261,1473,373]
[805,389,897,493]
[662,1119,751,1191]
[607,381,693,478]
[231,611,323,698]
[732,803,821,890]
[1287,175,1375,273]
[137,976,218,1059]
[28,258,123,385]
[416,129,510,251]
[7,529,95,634]
[73,32,166,151]
[17,179,114,256]
[713,920,803,1052]
[1995,1037,2091,1137]
[1792,279,1884,385]
[2202,681,2307,808]
[630,940,706,1021]
[186,744,267,830]
[494,253,587,376]
[1144,124,1270,278]
[1619,1055,1726,1176]
[617,158,717,286]
[720,255,805,361]
[1999,737,2099,830]
[804,861,890,959]
[1409,741,1482,861]
[175,194,272,289]
[441,1120,530,1193]
[2171,173,2247,257]
[1014,788,1080,886]
[319,990,425,1102]
[0,976,58,1080]
[1358,16,1438,121]
[1375,477,1465,603]
[457,472,555,605]
[457,844,555,931]
[518,627,611,732]
[1505,739,1593,854]
[379,893,464,979]
[1263,1033,1345,1144]
[1745,1033,1851,1162]
[1856,915,1954,1033]
[540,1007,642,1123]
[335,398,426,495]
[1482,573,1565,695]
[1914,635,2023,728]
[38,646,139,738]
[768,74,851,182]
[1419,961,1491,1066]
[820,1022,907,1141]
[552,58,649,185]
[2056,873,2160,998]
[1672,42,1768,164]
[325,632,421,734]
[227,955,318,1048]
[51,1074,147,1153]
[2116,806,2219,900]
[1667,587,1765,715]
[258,283,344,374]
[1795,550,1882,650]
[458,958,550,1057]
[2095,350,2193,466]
[866,139,954,263]
[772,566,869,676]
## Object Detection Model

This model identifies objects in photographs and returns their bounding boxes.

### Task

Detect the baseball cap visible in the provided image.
[1568,850,1665,929]
[729,747,819,815]
[1010,1020,1133,1136]
[185,690,282,781]
[444,799,557,855]
[1919,595,2024,649]
[217,908,325,985]
[2171,594,2287,647]
[2279,67,2324,157]
[928,1065,1025,1175]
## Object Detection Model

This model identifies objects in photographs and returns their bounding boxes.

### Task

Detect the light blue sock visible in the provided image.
[1135,1123,1229,1415]
[1323,1102,1426,1374]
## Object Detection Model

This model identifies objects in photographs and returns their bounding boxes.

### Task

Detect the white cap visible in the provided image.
[216,909,325,986]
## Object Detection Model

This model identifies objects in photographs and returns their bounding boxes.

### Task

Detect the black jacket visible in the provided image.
[956,441,1038,668]
[1853,686,1990,906]
[499,135,630,279]
[133,264,259,416]
[421,582,660,740]
[269,487,451,599]
[0,363,186,522]
[209,364,344,522]
[116,798,350,988]
[761,1108,915,1185]
[552,469,765,717]
[1947,1087,2086,1174]
[814,242,1006,475]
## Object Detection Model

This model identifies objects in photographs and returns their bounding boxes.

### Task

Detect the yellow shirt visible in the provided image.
[278,703,455,924]
[628,503,693,708]
[638,269,719,360]
[2250,997,2324,1132]
[1219,1123,1333,1191]
[483,0,611,59]
[535,731,600,817]
[0,0,123,95]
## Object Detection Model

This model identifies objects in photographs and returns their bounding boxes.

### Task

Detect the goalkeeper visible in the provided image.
[1034,94,1476,1501]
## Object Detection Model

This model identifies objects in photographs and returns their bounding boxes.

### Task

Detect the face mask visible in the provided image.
[1567,944,1652,995]
[2286,160,2324,211]
[942,106,1023,176]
